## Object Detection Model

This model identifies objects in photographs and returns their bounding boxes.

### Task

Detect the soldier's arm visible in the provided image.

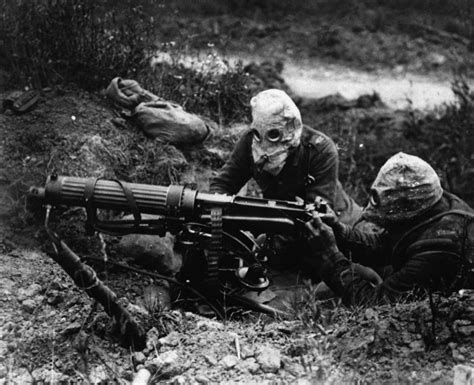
[337,223,389,266]
[320,242,461,306]
[209,132,253,195]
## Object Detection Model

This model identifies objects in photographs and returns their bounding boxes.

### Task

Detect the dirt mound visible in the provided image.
[328,292,474,382]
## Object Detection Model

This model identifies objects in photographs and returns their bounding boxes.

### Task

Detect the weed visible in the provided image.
[140,49,252,125]
[0,0,156,90]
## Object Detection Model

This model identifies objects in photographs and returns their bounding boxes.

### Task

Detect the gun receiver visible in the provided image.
[29,175,318,236]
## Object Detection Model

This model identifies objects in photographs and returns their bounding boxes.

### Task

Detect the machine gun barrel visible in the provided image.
[29,175,314,235]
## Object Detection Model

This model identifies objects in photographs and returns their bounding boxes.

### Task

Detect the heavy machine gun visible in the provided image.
[29,175,325,349]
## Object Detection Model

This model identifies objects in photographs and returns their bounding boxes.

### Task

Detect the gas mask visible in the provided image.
[362,152,443,226]
[250,89,303,176]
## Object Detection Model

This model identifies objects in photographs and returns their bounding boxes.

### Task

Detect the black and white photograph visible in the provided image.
[0,0,473,383]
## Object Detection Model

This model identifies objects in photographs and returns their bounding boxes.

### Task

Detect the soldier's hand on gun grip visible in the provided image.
[314,196,339,227]
[305,212,340,260]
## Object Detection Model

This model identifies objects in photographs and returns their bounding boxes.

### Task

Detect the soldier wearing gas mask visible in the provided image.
[306,152,474,306]
[210,89,361,271]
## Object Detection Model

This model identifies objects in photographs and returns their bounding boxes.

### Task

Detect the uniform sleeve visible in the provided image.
[335,224,389,266]
[209,132,253,195]
[305,136,339,206]
[320,245,462,307]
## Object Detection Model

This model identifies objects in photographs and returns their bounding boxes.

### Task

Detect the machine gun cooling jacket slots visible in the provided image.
[29,175,325,345]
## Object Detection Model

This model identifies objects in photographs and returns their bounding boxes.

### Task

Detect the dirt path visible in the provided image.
[281,59,473,110]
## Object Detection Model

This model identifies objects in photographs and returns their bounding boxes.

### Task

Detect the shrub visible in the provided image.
[0,0,157,90]
[140,51,252,125]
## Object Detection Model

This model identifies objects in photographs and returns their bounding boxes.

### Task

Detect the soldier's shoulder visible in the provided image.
[302,125,336,149]
[418,208,472,242]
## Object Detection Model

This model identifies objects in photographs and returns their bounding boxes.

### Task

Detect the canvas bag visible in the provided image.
[132,100,211,146]
[105,77,159,110]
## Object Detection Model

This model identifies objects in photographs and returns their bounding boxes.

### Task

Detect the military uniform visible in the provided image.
[320,191,474,306]
[210,125,361,225]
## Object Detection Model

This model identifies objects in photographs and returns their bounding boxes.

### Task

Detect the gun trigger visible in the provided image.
[304,175,315,187]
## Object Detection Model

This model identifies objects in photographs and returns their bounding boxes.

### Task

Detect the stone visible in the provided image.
[195,374,210,384]
[221,355,239,369]
[117,230,182,275]
[158,332,181,347]
[21,299,37,313]
[31,366,69,383]
[453,365,474,385]
[145,327,160,353]
[196,319,224,331]
[238,357,260,374]
[203,354,218,366]
[46,291,64,306]
[24,283,43,297]
[62,321,82,335]
[255,345,281,373]
[172,376,187,385]
[89,365,108,383]
[10,368,33,383]
[133,352,147,366]
[240,345,255,359]
[426,53,446,67]
[126,303,150,319]
[153,350,179,367]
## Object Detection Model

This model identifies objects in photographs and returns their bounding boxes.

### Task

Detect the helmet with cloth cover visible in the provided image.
[363,152,443,225]
[250,89,303,176]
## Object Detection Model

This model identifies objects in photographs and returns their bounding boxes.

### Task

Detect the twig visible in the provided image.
[235,335,241,359]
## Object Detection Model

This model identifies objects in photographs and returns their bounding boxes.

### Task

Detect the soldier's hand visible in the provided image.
[313,196,339,227]
[305,212,339,258]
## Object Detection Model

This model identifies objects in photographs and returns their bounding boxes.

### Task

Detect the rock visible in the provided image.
[426,53,446,67]
[21,299,37,313]
[196,319,224,331]
[429,370,443,382]
[46,291,64,306]
[18,283,43,300]
[117,231,182,274]
[364,307,378,320]
[221,355,239,369]
[151,350,182,378]
[240,345,255,359]
[31,366,69,383]
[238,357,260,374]
[133,352,147,366]
[153,350,179,367]
[145,327,160,353]
[131,367,151,385]
[7,341,17,352]
[89,364,108,383]
[126,303,150,319]
[453,364,474,385]
[172,376,187,385]
[10,367,33,383]
[255,345,281,373]
[195,374,210,384]
[296,379,313,385]
[409,340,424,351]
[62,321,82,335]
[203,354,218,366]
[158,331,181,347]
